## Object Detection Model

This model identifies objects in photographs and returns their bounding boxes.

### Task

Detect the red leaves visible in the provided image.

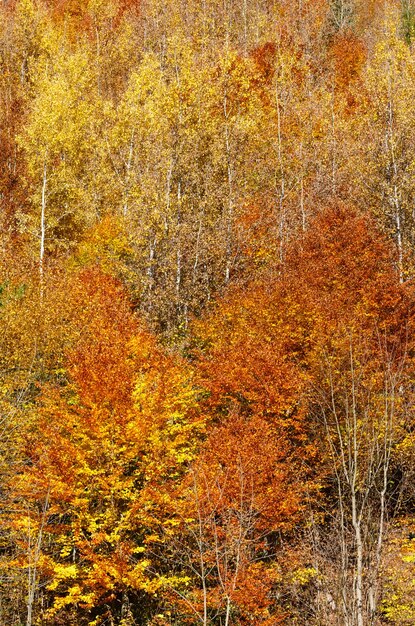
[167,411,296,625]
[193,201,412,522]
[183,203,415,623]
[285,204,401,324]
[194,412,303,532]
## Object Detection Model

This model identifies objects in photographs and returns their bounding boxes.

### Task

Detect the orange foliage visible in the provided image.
[45,0,140,36]
[284,204,404,327]
[165,411,296,624]
[189,204,414,622]
[330,32,367,110]
[9,267,200,623]
[252,42,277,87]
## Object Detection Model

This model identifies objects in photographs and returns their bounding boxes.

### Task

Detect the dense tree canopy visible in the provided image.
[2,1,415,625]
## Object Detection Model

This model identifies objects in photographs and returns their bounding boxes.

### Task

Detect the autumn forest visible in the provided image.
[3,0,415,624]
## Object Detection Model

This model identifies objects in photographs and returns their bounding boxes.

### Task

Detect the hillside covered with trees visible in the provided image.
[2,1,415,624]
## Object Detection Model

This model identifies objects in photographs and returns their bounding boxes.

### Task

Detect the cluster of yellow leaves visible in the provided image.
[5,268,203,624]
[382,523,415,624]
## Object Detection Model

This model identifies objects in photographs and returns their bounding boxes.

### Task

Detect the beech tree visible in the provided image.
[190,205,415,625]
[6,268,202,625]
[163,412,303,625]
[289,206,414,626]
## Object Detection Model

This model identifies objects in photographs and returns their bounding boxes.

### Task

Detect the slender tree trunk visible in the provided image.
[40,160,47,299]
[27,490,50,626]
[193,216,203,284]
[331,85,337,197]
[352,507,364,626]
[275,57,286,263]
[123,129,135,216]
[223,92,233,283]
[242,0,248,54]
[176,180,182,298]
[192,474,209,626]
[299,141,306,231]
[387,70,404,282]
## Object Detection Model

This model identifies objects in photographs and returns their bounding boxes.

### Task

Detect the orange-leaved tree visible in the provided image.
[8,267,202,626]
[280,204,415,625]
[162,411,300,625]
[287,205,415,625]
[174,230,321,625]
[185,204,415,625]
